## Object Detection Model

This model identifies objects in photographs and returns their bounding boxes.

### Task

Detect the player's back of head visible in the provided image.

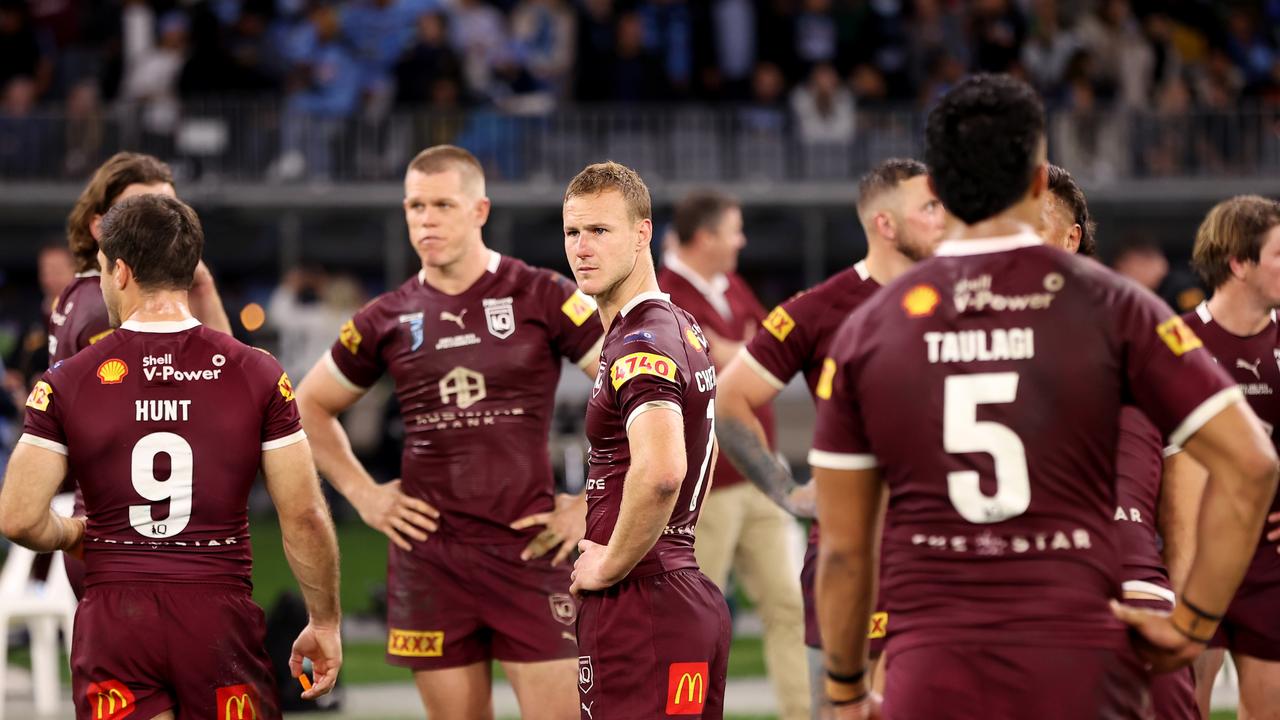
[99,194,204,291]
[67,152,174,274]
[564,161,652,222]
[925,74,1045,225]
[672,189,738,246]
[1192,195,1280,290]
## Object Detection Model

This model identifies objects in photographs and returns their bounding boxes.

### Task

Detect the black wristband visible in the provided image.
[826,668,866,686]
[1181,596,1224,622]
[831,691,869,707]
[1171,617,1214,645]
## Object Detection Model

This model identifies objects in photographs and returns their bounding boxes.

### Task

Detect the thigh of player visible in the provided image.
[884,643,1144,720]
[577,569,731,720]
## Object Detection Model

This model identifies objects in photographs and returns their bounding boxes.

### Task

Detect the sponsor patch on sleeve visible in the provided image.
[339,319,362,355]
[1156,316,1203,357]
[868,611,889,639]
[815,358,837,400]
[610,352,678,390]
[278,372,295,402]
[88,328,114,345]
[762,306,796,342]
[561,290,597,327]
[25,380,52,412]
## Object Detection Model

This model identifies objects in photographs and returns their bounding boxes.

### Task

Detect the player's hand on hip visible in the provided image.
[290,622,342,700]
[1110,599,1204,672]
[62,516,87,560]
[355,479,439,552]
[569,539,619,595]
[1267,511,1280,548]
[786,483,818,519]
[510,493,587,566]
[823,691,882,719]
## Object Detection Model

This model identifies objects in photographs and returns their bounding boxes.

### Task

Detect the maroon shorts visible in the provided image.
[1123,598,1197,720]
[1208,570,1280,660]
[385,537,578,670]
[883,643,1146,719]
[800,539,888,656]
[576,569,731,719]
[71,583,277,720]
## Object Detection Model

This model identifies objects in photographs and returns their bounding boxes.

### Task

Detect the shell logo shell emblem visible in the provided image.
[902,285,940,318]
[96,359,129,385]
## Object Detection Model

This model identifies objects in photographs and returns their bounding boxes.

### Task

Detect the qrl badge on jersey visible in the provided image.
[484,297,515,339]
[610,352,678,390]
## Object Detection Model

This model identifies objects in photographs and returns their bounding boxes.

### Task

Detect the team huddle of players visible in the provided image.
[0,72,1278,720]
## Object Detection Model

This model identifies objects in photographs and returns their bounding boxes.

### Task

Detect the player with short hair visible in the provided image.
[1174,195,1280,719]
[659,188,809,720]
[296,145,602,719]
[1041,165,1096,256]
[713,157,944,712]
[563,161,731,719]
[0,193,342,720]
[810,74,1277,718]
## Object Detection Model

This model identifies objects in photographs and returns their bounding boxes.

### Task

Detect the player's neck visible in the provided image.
[597,264,660,332]
[122,291,194,325]
[421,240,490,296]
[1208,285,1274,336]
[950,202,1041,242]
[670,246,720,284]
[863,245,914,285]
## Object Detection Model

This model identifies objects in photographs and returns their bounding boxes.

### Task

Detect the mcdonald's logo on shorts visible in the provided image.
[86,679,136,720]
[665,661,708,715]
[868,611,889,639]
[216,684,260,719]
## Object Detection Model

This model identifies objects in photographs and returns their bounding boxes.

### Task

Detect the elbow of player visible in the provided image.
[642,467,685,497]
[1238,443,1280,508]
[0,508,38,546]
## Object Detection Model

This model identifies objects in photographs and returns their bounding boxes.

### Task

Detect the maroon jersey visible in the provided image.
[1183,300,1280,582]
[47,272,113,364]
[810,233,1238,653]
[658,258,773,489]
[20,317,303,588]
[325,251,603,545]
[1114,407,1174,602]
[584,291,717,579]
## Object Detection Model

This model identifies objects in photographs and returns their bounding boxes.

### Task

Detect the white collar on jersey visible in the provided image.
[935,232,1043,257]
[853,260,870,280]
[417,250,502,285]
[74,271,102,279]
[620,291,672,317]
[1195,299,1278,325]
[120,317,201,333]
[662,250,731,320]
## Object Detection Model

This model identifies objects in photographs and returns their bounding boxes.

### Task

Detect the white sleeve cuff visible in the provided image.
[324,352,369,394]
[626,400,682,431]
[1167,386,1245,449]
[807,448,878,471]
[738,348,787,392]
[18,433,68,456]
[262,429,308,451]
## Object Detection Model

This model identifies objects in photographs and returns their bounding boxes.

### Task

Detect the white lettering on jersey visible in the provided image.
[135,399,192,422]
[694,366,717,393]
[1114,506,1143,523]
[141,353,223,382]
[954,275,1057,313]
[925,328,1035,364]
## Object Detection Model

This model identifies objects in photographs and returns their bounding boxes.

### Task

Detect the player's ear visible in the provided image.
[1030,162,1049,198]
[874,212,895,241]
[90,213,104,241]
[1228,256,1253,281]
[636,218,653,249]
[473,196,492,228]
[1066,224,1082,254]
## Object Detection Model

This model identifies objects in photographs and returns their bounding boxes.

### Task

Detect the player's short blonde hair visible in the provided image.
[406,145,486,197]
[563,161,652,222]
[1192,195,1280,290]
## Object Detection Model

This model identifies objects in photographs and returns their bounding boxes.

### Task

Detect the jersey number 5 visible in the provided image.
[943,373,1029,524]
[129,432,194,538]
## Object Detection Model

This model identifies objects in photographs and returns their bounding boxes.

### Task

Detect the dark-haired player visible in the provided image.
[1042,164,1201,719]
[0,194,341,720]
[297,145,602,720]
[713,158,944,711]
[810,74,1276,718]
[563,161,731,719]
[1173,196,1280,719]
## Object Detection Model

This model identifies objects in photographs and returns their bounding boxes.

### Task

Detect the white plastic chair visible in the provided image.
[0,493,78,720]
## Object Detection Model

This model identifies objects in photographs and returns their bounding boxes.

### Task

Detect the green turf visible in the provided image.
[1211,713,1237,720]
[250,517,388,616]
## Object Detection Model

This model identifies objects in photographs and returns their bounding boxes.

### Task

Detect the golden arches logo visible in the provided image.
[86,679,135,719]
[216,684,259,720]
[96,359,129,384]
[224,694,256,720]
[665,662,708,714]
[95,688,128,717]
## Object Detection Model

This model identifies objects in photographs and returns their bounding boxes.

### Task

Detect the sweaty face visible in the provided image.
[403,169,487,270]
[564,189,646,301]
[1244,225,1280,308]
[97,249,122,327]
[892,176,946,261]
[703,206,747,275]
[1038,195,1080,253]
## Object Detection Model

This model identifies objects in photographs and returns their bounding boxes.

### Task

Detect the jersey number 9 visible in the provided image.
[129,432,194,538]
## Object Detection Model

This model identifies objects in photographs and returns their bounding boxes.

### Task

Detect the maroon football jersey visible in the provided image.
[1114,407,1173,602]
[584,291,717,579]
[658,261,773,489]
[21,317,303,588]
[325,251,604,544]
[47,272,113,364]
[1183,301,1280,584]
[810,233,1238,653]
